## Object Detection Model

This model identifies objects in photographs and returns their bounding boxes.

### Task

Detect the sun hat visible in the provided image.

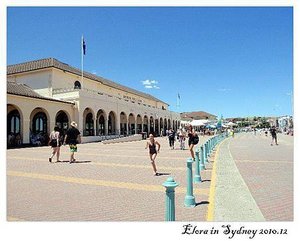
[70,121,77,127]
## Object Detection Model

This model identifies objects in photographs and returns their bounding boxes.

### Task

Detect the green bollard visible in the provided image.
[207,139,211,156]
[205,142,209,163]
[163,177,179,221]
[200,145,206,170]
[184,157,196,207]
[194,150,202,183]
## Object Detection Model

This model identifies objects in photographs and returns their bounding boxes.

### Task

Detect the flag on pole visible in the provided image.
[82,37,86,55]
[81,35,86,88]
[176,93,180,108]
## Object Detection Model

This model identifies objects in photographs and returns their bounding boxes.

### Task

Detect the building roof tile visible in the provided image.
[7,81,74,104]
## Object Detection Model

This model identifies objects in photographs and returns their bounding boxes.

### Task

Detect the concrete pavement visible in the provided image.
[7,132,293,221]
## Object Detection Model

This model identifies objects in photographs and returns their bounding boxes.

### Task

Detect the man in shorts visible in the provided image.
[270,126,278,146]
[64,121,81,163]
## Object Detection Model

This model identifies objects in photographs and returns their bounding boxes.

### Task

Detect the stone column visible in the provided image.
[115,114,120,136]
[23,118,31,144]
[105,114,108,136]
[93,117,97,136]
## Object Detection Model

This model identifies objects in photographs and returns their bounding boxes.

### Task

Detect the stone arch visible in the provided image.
[96,109,107,135]
[128,113,135,135]
[83,107,95,136]
[164,118,168,134]
[108,111,117,135]
[143,115,149,133]
[120,111,127,135]
[7,104,23,147]
[30,107,50,146]
[136,114,142,134]
[55,110,70,136]
[150,116,154,134]
[159,117,163,136]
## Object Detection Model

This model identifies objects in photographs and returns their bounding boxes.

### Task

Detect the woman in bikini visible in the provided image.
[187,124,199,161]
[145,134,161,176]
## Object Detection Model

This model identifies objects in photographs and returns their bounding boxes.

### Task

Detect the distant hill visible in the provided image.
[180,111,217,121]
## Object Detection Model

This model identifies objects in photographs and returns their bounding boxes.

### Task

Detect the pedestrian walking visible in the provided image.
[48,126,62,163]
[64,121,81,163]
[145,134,161,176]
[178,128,186,150]
[270,126,278,146]
[187,125,199,160]
[168,128,175,149]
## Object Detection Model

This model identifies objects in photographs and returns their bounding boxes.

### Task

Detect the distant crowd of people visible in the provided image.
[7,132,22,147]
[146,125,199,175]
[9,122,287,177]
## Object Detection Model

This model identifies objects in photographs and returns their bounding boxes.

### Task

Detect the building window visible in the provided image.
[74,81,81,89]
[7,109,21,148]
[31,112,48,146]
[85,113,94,136]
[98,115,105,135]
[32,112,47,134]
[8,110,20,134]
[56,111,69,136]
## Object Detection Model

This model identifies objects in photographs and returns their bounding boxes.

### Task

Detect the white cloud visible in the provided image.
[141,79,160,89]
[217,88,231,92]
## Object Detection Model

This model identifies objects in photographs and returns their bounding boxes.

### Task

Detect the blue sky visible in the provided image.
[7,7,293,118]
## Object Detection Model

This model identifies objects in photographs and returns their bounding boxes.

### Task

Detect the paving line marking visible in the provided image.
[206,141,221,221]
[7,216,25,221]
[8,170,209,195]
[92,161,186,171]
[8,150,188,161]
[7,156,188,171]
[84,152,188,160]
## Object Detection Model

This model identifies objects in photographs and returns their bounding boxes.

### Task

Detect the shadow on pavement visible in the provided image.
[196,201,209,206]
[156,172,170,176]
[72,160,92,164]
[56,160,92,164]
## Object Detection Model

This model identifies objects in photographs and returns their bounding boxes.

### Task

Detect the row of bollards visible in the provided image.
[162,132,228,221]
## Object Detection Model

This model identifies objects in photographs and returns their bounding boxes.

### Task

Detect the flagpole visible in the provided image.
[81,35,84,89]
[177,92,180,111]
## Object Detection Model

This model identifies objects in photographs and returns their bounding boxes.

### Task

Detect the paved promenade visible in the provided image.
[213,132,293,221]
[7,132,293,221]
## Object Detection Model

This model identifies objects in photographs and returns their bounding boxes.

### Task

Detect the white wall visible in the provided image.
[8,69,52,96]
